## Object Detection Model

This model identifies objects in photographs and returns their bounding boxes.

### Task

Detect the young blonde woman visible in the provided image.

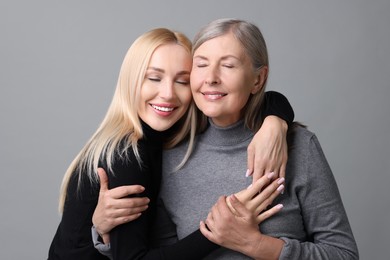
[48,27,294,259]
[92,19,358,259]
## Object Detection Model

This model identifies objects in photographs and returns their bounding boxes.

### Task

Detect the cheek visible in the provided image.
[177,88,193,108]
[190,70,203,88]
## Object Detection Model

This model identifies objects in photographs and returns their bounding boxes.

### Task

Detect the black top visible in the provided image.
[48,91,294,259]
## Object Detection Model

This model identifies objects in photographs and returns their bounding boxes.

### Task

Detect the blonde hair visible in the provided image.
[58,28,196,212]
[193,18,269,132]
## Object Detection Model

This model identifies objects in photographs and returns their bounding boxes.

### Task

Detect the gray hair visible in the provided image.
[193,18,269,72]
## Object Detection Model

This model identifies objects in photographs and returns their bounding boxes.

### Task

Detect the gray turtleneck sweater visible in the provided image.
[159,120,359,259]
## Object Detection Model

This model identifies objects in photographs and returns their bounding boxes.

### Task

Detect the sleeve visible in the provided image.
[48,173,109,260]
[261,91,295,124]
[104,146,218,260]
[92,226,113,260]
[279,134,359,259]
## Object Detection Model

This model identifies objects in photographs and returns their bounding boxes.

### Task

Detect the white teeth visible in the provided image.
[206,94,224,97]
[151,105,174,112]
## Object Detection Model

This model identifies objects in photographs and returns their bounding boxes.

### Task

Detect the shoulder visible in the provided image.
[287,123,327,165]
[287,123,317,148]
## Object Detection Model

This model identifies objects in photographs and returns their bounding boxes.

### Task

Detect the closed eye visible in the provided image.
[222,64,234,68]
[148,77,161,82]
[176,80,190,85]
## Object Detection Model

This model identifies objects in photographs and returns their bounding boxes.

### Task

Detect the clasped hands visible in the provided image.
[199,171,284,256]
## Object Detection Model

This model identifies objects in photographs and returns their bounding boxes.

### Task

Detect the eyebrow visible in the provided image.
[193,55,241,62]
[146,67,190,76]
[147,67,165,73]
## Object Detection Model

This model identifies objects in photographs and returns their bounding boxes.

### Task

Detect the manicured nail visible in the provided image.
[277,184,285,192]
[247,184,253,189]
[267,172,275,179]
[277,177,285,185]
[245,169,252,177]
[276,204,284,209]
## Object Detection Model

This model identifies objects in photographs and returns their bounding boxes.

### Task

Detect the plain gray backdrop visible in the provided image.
[1,0,389,259]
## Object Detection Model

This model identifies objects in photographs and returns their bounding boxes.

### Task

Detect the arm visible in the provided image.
[48,172,109,260]
[93,168,149,244]
[96,149,218,260]
[279,133,358,259]
[247,91,294,183]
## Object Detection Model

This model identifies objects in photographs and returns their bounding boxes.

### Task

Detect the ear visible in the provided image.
[251,66,268,94]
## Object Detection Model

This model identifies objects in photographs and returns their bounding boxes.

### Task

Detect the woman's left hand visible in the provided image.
[247,115,288,183]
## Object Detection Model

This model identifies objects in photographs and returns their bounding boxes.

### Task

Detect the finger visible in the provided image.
[246,144,255,178]
[110,205,148,218]
[227,194,250,218]
[210,196,226,220]
[252,179,284,215]
[97,168,109,192]
[111,197,150,209]
[111,213,142,226]
[252,165,266,185]
[256,204,283,224]
[200,220,214,241]
[273,166,281,179]
[279,161,287,180]
[246,172,275,198]
[204,211,215,234]
[109,185,145,199]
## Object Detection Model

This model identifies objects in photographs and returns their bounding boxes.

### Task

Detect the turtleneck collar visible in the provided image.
[200,118,253,146]
[140,119,167,144]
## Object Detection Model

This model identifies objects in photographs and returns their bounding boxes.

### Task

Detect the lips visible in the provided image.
[151,104,175,112]
[201,91,227,100]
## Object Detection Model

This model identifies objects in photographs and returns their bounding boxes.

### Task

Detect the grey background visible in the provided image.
[1,0,389,259]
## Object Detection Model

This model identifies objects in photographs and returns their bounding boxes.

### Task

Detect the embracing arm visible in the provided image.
[262,91,294,125]
[93,164,218,260]
[248,91,294,182]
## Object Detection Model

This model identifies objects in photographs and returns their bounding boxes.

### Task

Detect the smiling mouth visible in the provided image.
[202,92,227,100]
[151,104,175,112]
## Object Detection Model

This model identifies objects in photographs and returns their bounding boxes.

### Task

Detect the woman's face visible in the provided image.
[191,32,261,127]
[138,43,192,131]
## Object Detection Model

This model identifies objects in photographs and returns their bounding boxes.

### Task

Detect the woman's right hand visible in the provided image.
[92,168,150,242]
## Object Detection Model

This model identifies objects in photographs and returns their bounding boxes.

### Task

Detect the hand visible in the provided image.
[247,115,288,183]
[92,168,149,240]
[200,193,283,258]
[233,172,284,224]
[200,173,284,256]
[200,195,260,254]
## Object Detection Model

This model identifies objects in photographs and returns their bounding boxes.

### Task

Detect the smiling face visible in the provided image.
[190,32,263,127]
[137,43,192,131]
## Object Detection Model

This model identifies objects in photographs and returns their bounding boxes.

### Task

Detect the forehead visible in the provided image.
[148,43,192,70]
[194,33,246,59]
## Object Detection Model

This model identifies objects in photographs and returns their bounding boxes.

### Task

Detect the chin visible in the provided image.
[149,121,173,132]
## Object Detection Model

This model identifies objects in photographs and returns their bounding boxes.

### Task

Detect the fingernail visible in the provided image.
[267,172,275,179]
[247,184,252,189]
[276,204,283,209]
[277,177,285,185]
[245,169,252,177]
[277,184,285,192]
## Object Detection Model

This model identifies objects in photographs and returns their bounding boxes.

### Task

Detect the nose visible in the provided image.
[160,80,175,100]
[205,65,220,86]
